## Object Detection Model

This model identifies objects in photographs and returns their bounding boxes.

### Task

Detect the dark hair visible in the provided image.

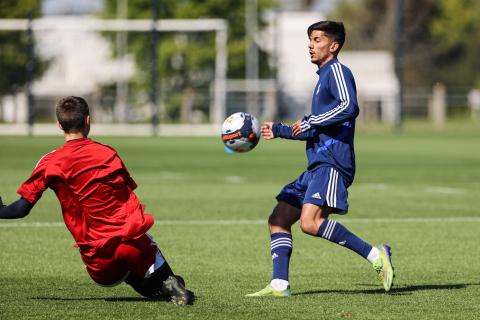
[307,21,346,54]
[55,96,89,133]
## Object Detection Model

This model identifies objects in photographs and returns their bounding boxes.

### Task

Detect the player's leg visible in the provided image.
[124,260,193,305]
[246,201,300,297]
[247,170,312,298]
[81,236,193,303]
[268,201,301,293]
[300,203,374,258]
[301,167,394,291]
[122,235,194,305]
[300,204,394,291]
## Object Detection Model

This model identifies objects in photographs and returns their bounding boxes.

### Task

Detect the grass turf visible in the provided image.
[0,130,479,319]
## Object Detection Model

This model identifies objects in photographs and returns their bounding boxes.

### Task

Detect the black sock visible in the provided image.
[150,261,174,283]
[125,261,175,298]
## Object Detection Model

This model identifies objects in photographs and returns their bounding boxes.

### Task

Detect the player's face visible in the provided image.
[308,30,337,67]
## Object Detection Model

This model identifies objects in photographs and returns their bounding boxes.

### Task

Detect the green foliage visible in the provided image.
[429,0,480,87]
[330,0,391,51]
[0,0,41,18]
[102,0,277,122]
[104,0,277,78]
[330,0,480,88]
[430,0,479,50]
[0,0,46,96]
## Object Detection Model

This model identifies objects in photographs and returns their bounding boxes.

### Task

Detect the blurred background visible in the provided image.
[0,0,479,135]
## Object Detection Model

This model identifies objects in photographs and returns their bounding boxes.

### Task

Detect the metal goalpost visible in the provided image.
[0,17,228,133]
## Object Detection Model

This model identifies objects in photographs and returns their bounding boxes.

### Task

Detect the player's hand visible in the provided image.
[292,119,303,136]
[261,122,275,140]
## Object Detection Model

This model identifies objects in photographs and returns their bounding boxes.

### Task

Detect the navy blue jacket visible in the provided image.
[272,57,359,185]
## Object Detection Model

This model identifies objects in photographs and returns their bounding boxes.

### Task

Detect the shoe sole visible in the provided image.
[380,245,394,292]
[246,292,291,297]
[162,276,194,305]
[246,286,291,297]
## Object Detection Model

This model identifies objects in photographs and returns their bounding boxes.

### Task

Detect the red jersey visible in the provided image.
[17,138,154,257]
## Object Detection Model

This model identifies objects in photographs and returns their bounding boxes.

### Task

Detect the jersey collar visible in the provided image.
[316,57,338,75]
[64,137,91,145]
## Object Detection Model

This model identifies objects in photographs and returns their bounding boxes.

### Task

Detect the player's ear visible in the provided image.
[329,42,339,53]
[84,115,91,136]
[57,121,63,131]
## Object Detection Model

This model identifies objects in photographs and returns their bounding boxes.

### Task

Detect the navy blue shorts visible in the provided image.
[276,166,349,214]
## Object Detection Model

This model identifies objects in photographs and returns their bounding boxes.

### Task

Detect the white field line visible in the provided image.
[360,183,388,190]
[360,183,466,194]
[424,187,465,194]
[225,176,244,183]
[1,216,480,228]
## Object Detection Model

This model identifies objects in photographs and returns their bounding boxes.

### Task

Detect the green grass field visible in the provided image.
[1,129,479,319]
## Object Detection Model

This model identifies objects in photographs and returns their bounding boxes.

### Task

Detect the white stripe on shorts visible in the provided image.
[326,168,339,208]
[326,169,333,206]
[333,170,338,208]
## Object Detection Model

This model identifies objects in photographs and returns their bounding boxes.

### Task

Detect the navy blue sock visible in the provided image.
[270,232,292,281]
[317,219,372,259]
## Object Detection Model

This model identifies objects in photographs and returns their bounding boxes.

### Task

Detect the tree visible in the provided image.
[328,0,393,51]
[0,0,46,97]
[429,0,480,87]
[102,0,277,122]
[330,0,480,88]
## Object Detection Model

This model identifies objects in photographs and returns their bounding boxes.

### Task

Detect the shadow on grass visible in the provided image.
[33,296,166,302]
[33,295,197,304]
[293,283,475,296]
[31,283,478,300]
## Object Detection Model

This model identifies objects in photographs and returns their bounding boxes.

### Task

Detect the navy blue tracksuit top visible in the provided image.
[272,57,359,186]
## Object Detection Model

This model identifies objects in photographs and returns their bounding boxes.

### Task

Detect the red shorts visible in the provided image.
[81,234,158,286]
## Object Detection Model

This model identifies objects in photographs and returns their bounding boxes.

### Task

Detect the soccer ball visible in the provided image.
[221,112,260,153]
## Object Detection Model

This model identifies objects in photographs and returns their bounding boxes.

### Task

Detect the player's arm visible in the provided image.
[0,196,33,219]
[117,156,138,190]
[292,66,359,135]
[12,151,52,214]
[262,122,315,141]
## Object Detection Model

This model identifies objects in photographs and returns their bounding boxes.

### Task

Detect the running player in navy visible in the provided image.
[246,21,394,297]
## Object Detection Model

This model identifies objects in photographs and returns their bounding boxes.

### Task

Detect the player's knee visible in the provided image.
[300,216,328,235]
[268,212,289,229]
[268,202,300,229]
[299,220,314,235]
[267,212,278,226]
[299,218,319,235]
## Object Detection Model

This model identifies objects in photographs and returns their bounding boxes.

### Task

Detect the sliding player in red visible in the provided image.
[0,96,193,305]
